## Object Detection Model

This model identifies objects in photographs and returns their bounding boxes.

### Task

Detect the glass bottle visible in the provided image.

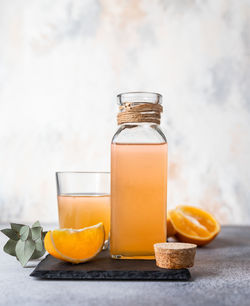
[110,92,168,259]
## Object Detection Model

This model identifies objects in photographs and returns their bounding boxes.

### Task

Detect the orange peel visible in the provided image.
[44,223,105,263]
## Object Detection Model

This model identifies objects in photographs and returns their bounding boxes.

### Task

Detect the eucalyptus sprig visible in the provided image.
[1,221,47,267]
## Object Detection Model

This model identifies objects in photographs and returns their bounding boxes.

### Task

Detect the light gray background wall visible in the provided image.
[0,0,249,224]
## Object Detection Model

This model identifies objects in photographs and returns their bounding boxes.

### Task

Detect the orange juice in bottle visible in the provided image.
[110,92,167,259]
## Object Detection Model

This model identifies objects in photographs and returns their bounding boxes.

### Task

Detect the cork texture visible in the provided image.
[154,243,197,269]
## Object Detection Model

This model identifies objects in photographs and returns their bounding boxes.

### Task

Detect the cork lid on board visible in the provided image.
[154,242,197,269]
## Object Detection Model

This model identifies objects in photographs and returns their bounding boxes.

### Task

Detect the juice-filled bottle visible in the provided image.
[110,92,167,259]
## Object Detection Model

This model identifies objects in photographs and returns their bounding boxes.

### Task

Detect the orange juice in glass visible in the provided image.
[56,172,110,248]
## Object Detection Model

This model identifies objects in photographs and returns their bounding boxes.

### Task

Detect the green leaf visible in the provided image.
[3,239,17,256]
[11,223,25,233]
[31,227,42,240]
[20,225,30,241]
[35,239,43,252]
[2,221,46,266]
[32,221,41,228]
[15,240,25,265]
[15,239,35,267]
[31,248,46,259]
[1,229,19,241]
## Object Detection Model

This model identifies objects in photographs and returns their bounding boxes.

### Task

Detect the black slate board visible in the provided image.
[30,250,191,281]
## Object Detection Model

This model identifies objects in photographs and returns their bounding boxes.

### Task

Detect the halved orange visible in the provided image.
[167,215,176,237]
[168,206,220,246]
[44,223,105,263]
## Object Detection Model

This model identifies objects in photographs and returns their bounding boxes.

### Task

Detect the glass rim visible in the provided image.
[56,171,110,175]
[117,91,162,105]
[117,91,162,98]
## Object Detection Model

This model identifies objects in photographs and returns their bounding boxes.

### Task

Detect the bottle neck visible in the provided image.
[117,103,163,125]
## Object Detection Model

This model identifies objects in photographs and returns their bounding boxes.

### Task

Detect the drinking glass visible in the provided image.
[56,172,110,249]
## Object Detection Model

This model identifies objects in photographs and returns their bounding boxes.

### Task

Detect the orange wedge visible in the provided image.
[44,223,105,263]
[168,206,220,246]
[167,215,176,237]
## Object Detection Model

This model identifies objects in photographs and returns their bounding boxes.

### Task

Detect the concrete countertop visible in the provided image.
[0,225,250,306]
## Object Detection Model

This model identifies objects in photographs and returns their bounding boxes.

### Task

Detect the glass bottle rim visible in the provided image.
[117,92,162,105]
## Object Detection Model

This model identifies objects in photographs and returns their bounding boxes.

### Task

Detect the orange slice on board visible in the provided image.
[44,223,105,263]
[168,206,220,246]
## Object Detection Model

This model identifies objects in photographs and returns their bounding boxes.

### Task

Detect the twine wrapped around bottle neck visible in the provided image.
[117,103,163,125]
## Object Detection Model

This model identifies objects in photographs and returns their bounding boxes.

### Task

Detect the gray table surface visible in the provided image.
[0,225,250,306]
